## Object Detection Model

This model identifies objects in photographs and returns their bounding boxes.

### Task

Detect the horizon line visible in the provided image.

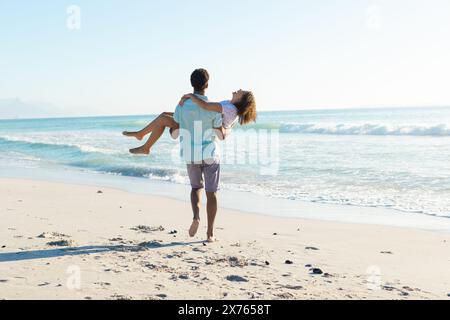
[1,104,450,121]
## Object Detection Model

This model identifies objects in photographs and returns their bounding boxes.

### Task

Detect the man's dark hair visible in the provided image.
[190,68,210,91]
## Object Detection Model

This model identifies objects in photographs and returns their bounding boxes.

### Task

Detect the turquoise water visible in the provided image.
[1,106,450,218]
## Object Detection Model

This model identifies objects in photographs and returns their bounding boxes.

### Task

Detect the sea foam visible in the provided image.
[279,123,450,136]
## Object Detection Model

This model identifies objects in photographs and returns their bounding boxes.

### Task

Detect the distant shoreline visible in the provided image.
[2,105,450,122]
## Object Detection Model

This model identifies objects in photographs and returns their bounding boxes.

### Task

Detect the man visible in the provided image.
[172,68,223,243]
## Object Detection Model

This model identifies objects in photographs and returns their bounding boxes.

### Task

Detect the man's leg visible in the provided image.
[203,159,220,242]
[189,188,202,237]
[186,164,204,237]
[206,191,218,242]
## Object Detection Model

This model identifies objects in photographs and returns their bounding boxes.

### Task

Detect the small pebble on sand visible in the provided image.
[310,268,323,275]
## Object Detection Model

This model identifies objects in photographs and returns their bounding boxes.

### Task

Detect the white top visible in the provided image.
[220,101,239,129]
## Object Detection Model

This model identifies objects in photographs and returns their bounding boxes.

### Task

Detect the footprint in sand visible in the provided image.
[131,225,165,233]
[38,232,70,239]
[248,292,264,299]
[38,282,51,287]
[275,292,295,299]
[165,252,184,259]
[138,241,164,248]
[225,275,249,283]
[47,240,75,247]
[183,258,199,265]
[95,282,112,287]
[227,256,248,267]
[111,294,132,300]
[192,248,207,253]
[283,285,303,291]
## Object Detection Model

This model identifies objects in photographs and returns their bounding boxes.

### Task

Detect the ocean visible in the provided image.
[1,106,450,223]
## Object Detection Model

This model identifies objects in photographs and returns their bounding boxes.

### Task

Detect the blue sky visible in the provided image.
[1,0,450,117]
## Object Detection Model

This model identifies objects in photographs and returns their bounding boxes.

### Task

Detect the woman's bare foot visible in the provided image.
[129,146,150,155]
[189,219,200,237]
[122,131,144,141]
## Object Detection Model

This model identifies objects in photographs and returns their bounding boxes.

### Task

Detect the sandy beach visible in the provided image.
[1,178,449,300]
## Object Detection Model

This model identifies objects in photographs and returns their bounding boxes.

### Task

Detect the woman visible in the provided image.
[123,90,257,155]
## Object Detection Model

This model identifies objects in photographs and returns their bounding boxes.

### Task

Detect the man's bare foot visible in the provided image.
[189,219,200,237]
[122,131,144,141]
[207,236,217,243]
[129,146,150,155]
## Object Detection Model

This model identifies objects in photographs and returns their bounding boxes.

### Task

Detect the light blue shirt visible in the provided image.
[173,95,223,163]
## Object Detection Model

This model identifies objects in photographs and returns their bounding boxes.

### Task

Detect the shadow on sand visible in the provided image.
[0,241,206,263]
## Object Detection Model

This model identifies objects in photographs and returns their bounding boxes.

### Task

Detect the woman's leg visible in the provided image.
[123,112,174,141]
[129,114,179,155]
